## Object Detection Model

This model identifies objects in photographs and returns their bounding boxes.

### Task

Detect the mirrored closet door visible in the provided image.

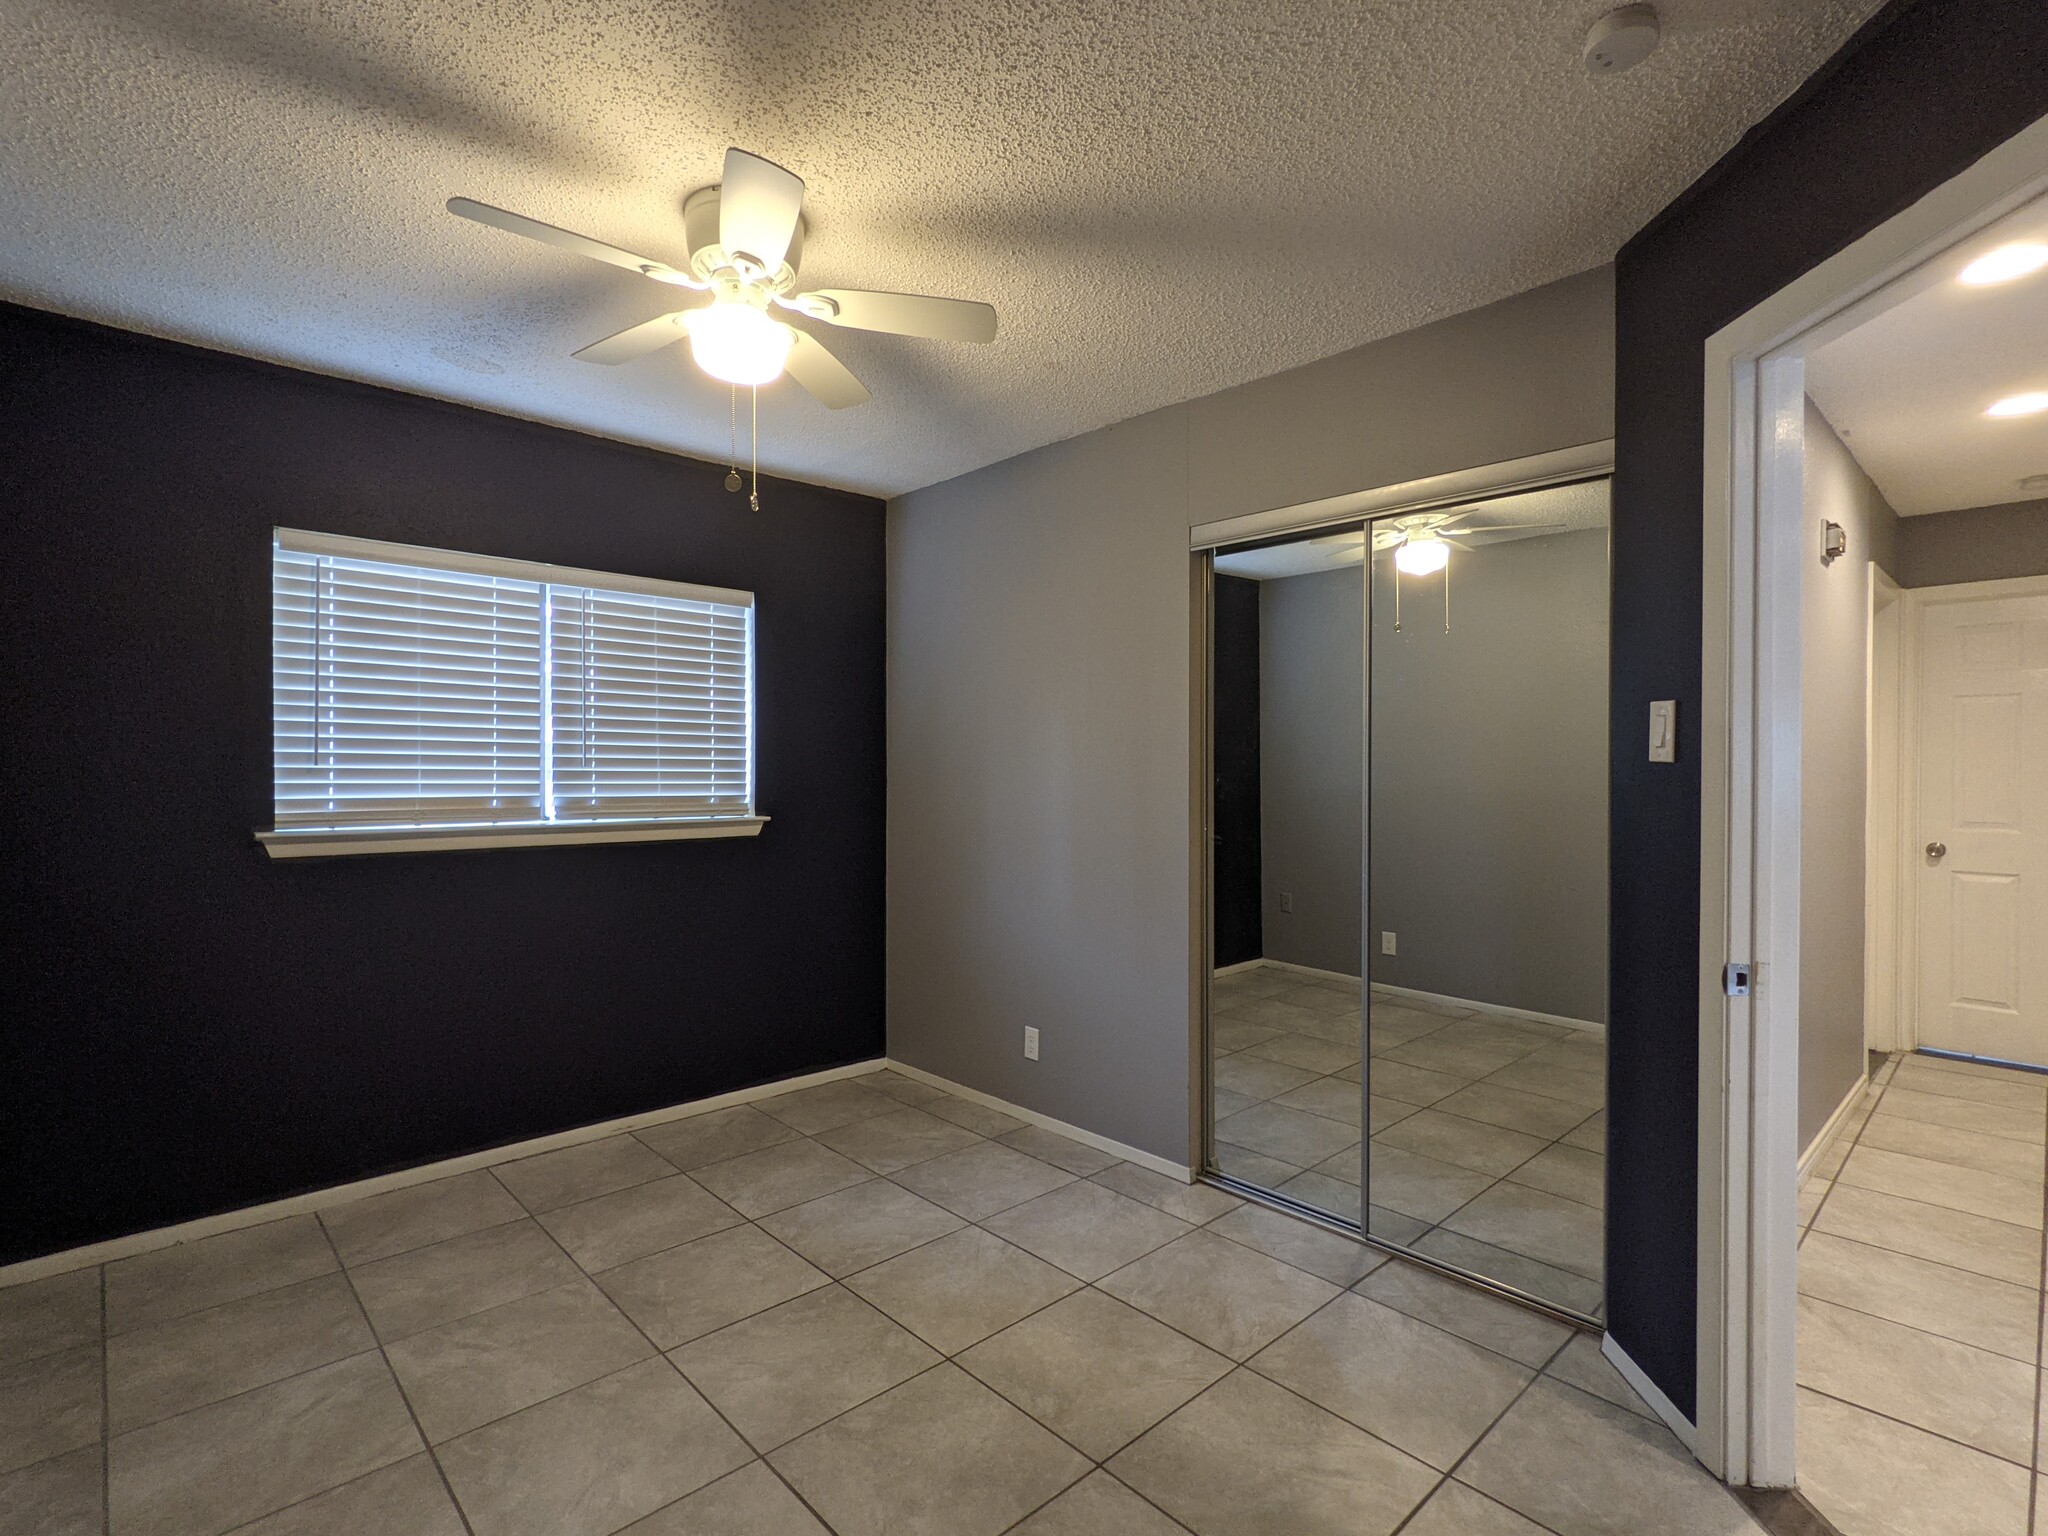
[1205,479,1611,1320]
[1208,532,1367,1223]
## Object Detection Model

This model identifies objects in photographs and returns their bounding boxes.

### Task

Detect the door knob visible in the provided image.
[1925,841,1947,861]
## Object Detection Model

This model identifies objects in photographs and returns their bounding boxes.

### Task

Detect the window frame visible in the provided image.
[258,528,766,859]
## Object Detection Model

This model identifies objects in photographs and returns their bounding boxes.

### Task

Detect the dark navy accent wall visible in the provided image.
[1609,0,2047,1417]
[1212,573,1264,969]
[0,303,886,1264]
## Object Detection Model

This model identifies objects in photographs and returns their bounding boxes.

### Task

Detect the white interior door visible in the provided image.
[1915,590,2048,1065]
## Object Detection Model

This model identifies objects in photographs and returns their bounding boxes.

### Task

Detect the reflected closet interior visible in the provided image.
[1204,479,1611,1318]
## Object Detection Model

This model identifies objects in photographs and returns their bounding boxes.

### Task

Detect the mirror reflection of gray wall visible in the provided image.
[1258,568,1364,977]
[1369,525,1610,1024]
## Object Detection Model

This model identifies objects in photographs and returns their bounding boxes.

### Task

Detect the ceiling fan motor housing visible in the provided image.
[682,185,805,289]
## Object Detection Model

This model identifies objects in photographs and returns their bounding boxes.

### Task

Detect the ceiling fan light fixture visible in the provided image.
[683,301,793,386]
[1395,535,1450,576]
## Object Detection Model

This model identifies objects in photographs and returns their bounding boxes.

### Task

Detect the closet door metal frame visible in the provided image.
[1193,439,1614,1325]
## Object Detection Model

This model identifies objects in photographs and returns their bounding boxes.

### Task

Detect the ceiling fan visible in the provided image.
[1315,510,1570,572]
[446,148,998,410]
[1314,509,1568,632]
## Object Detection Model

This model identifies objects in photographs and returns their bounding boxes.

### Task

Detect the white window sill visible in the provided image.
[256,816,768,859]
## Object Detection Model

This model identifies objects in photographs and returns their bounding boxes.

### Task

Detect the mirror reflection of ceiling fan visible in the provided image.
[446,147,998,412]
[1312,509,1567,632]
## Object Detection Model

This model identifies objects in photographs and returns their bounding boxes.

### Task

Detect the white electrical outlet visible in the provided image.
[1381,931,1398,956]
[1023,1027,1040,1061]
[1280,891,1294,914]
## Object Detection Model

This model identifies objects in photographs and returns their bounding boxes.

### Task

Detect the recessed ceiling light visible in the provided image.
[1986,392,2048,419]
[1960,243,2048,286]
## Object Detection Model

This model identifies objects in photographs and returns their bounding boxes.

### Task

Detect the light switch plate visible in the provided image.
[1649,700,1677,763]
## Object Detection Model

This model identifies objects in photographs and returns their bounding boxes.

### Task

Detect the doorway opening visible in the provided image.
[1700,114,2048,1513]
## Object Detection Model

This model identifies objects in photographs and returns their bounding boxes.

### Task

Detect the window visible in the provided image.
[262,529,761,856]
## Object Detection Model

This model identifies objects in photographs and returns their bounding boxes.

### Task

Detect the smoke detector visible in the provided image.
[1584,4,1662,74]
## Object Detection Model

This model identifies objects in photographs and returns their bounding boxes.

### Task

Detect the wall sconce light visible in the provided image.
[1822,522,1847,565]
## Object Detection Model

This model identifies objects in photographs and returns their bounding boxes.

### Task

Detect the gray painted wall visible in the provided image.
[886,266,1616,1165]
[1799,402,1901,1150]
[1895,497,2048,588]
[1369,526,1611,1023]
[1258,567,1363,977]
[1252,528,1611,1020]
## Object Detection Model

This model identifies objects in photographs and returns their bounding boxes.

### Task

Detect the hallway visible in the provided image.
[1797,1051,2047,1536]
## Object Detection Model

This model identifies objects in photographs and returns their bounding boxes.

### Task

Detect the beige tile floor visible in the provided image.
[1795,1049,2048,1536]
[0,1066,1761,1536]
[1210,964,1606,1314]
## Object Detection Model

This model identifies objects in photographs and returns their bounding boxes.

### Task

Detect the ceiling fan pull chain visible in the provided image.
[749,384,761,513]
[724,384,742,493]
[1444,551,1452,633]
[1393,560,1403,634]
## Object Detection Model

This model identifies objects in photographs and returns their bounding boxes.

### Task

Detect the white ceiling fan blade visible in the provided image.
[1449,520,1572,544]
[446,198,695,286]
[572,311,692,365]
[719,149,805,272]
[782,329,870,409]
[800,289,998,344]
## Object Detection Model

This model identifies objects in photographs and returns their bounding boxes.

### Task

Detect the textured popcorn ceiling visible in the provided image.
[1,0,1882,497]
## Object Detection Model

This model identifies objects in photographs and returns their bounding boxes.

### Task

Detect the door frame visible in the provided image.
[1188,440,1614,1282]
[1901,573,2048,1063]
[1697,116,2048,1487]
[1864,566,1908,1056]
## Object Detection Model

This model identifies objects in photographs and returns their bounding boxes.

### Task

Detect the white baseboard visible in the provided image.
[1373,982,1606,1036]
[1,1057,888,1289]
[1603,1333,1699,1453]
[1797,1068,1870,1184]
[1254,958,1363,986]
[1227,962,1606,1035]
[883,1059,1194,1183]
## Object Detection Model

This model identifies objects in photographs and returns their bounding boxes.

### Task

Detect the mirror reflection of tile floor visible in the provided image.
[1795,1049,2046,1536]
[1211,964,1606,1316]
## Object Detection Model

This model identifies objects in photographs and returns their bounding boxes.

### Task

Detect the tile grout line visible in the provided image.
[269,1125,1532,1529]
[1800,1224,2045,1291]
[506,1173,851,1535]
[1219,998,1607,1299]
[1800,1055,1897,1249]
[1794,1286,2040,1365]
[594,1123,1363,1530]
[54,1085,1607,1536]
[313,1211,481,1536]
[1382,1327,1583,1536]
[1798,1382,2041,1473]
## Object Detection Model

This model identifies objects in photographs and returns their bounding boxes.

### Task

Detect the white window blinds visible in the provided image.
[272,530,754,835]
[550,587,753,819]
